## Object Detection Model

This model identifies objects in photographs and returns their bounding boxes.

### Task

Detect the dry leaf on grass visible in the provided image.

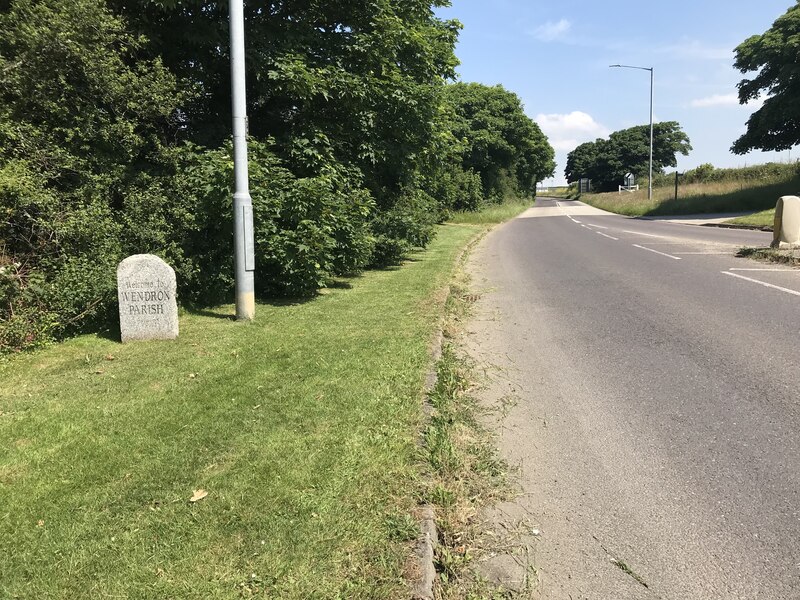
[189,489,208,503]
[188,373,197,379]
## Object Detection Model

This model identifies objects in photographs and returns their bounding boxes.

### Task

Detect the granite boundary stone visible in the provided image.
[117,254,178,342]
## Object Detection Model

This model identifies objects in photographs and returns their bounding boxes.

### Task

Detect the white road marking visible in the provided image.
[722,271,800,297]
[729,268,797,272]
[674,252,731,255]
[622,230,668,239]
[597,232,619,240]
[585,224,609,229]
[632,244,682,260]
[573,219,583,224]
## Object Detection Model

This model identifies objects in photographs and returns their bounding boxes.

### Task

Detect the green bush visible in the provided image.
[370,188,438,267]
[177,141,376,300]
[424,165,484,214]
[0,0,194,352]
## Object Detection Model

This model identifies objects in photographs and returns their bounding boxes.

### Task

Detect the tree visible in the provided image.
[0,0,467,349]
[564,122,691,191]
[732,1,800,154]
[564,140,603,184]
[107,0,464,267]
[443,83,554,199]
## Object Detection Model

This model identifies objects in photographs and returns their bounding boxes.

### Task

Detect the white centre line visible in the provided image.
[722,271,800,297]
[597,231,619,240]
[622,230,668,239]
[632,244,681,260]
[573,219,583,224]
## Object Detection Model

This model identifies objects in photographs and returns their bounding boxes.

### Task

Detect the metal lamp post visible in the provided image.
[230,0,255,320]
[610,64,654,201]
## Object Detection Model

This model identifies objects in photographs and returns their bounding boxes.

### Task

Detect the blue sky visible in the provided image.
[436,0,797,186]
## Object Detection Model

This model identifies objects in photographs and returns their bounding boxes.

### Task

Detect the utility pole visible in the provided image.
[610,64,654,201]
[229,0,255,320]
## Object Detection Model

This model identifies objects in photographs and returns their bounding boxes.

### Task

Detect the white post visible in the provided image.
[229,0,255,320]
[648,67,654,201]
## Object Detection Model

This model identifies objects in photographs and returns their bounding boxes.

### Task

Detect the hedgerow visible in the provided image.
[0,0,555,353]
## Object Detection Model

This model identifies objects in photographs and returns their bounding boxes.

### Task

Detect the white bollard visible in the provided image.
[771,195,800,248]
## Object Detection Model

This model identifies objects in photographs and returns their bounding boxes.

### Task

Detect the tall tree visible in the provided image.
[564,122,691,191]
[732,1,800,154]
[564,140,603,184]
[107,0,461,201]
[443,83,554,199]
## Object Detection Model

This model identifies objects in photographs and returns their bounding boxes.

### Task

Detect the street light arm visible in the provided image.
[609,64,655,201]
[609,64,653,72]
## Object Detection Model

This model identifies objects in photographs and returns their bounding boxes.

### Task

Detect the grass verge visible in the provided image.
[420,233,513,599]
[737,246,800,267]
[0,223,480,599]
[725,208,775,228]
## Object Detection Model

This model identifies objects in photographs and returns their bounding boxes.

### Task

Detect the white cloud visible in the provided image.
[658,40,733,61]
[535,111,610,152]
[690,93,739,108]
[531,19,571,42]
[690,93,763,109]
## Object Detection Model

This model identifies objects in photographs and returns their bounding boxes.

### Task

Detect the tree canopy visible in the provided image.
[732,1,800,154]
[564,122,692,191]
[443,83,554,199]
[108,0,461,198]
[0,0,557,351]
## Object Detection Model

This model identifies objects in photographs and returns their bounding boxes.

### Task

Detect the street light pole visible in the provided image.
[610,64,654,201]
[230,0,255,320]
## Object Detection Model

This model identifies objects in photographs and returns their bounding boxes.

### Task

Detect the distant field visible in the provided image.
[580,163,799,218]
[537,186,572,198]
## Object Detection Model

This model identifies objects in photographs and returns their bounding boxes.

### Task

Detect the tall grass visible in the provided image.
[448,198,533,224]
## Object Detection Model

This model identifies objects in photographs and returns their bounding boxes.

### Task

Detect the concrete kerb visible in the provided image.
[410,505,438,600]
[411,327,443,600]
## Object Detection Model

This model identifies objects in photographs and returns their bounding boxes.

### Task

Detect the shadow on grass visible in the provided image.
[183,294,318,319]
[326,279,354,290]
[186,307,237,320]
[94,326,121,343]
[643,178,800,216]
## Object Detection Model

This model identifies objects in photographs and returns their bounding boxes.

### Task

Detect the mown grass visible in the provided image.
[581,176,799,217]
[0,224,481,599]
[448,199,532,225]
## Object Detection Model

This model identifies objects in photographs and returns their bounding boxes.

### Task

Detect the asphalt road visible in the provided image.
[465,198,800,599]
